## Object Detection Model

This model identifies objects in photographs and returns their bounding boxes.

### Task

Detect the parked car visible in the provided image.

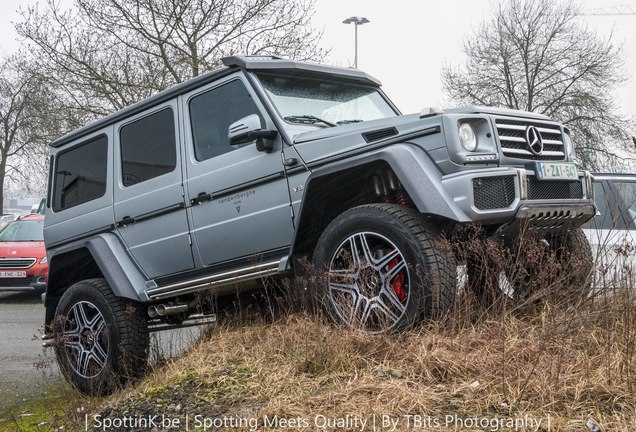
[582,173,636,290]
[30,198,46,215]
[43,55,595,394]
[0,214,47,292]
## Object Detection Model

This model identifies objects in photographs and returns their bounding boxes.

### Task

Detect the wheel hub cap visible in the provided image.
[59,301,109,379]
[328,232,410,332]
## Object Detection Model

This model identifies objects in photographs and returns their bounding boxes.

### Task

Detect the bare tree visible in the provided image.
[0,57,51,211]
[442,0,635,170]
[16,0,326,118]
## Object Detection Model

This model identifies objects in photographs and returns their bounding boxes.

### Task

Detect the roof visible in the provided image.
[221,56,381,86]
[50,56,382,148]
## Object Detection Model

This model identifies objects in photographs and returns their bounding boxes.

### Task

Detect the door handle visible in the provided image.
[191,192,212,206]
[116,215,135,227]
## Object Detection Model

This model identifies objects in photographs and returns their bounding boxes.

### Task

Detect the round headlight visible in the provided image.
[459,123,477,152]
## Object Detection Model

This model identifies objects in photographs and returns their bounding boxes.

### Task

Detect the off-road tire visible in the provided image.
[53,278,149,396]
[313,204,455,333]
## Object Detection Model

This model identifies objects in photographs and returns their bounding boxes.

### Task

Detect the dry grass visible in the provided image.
[96,287,636,431]
[49,229,636,431]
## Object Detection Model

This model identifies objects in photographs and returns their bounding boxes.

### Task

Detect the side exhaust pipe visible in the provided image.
[156,303,189,316]
[148,300,196,318]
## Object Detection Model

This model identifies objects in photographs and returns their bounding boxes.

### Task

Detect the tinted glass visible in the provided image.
[53,136,108,212]
[190,80,262,161]
[120,108,176,186]
[0,220,44,242]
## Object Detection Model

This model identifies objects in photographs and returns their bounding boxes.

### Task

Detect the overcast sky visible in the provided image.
[0,0,634,117]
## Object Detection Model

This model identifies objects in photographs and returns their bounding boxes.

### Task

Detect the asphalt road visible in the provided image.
[0,290,204,414]
[0,290,60,412]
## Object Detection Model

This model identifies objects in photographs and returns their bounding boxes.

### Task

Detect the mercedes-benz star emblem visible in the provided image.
[525,125,544,155]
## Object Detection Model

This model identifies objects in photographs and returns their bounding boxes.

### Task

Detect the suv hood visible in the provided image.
[443,105,549,120]
[291,106,548,146]
[290,113,441,165]
[292,114,422,145]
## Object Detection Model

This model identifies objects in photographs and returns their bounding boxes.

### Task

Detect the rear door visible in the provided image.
[113,102,194,278]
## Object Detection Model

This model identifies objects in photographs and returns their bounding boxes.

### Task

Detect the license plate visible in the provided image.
[0,271,26,278]
[535,162,578,181]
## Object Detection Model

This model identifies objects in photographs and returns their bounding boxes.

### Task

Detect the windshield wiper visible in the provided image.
[284,115,336,127]
[336,119,364,125]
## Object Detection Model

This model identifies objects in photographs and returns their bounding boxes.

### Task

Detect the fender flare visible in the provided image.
[290,144,470,257]
[46,232,147,302]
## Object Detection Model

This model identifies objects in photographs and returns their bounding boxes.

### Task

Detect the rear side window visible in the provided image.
[120,108,176,187]
[189,80,263,161]
[53,136,108,212]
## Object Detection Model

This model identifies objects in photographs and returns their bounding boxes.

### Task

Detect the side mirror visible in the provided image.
[228,114,278,153]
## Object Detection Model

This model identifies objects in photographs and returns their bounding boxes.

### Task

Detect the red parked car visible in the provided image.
[0,214,47,292]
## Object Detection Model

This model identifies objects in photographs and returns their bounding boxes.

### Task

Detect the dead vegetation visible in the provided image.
[28,230,636,431]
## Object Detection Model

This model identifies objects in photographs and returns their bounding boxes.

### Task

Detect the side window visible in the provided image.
[584,180,632,230]
[189,80,263,161]
[120,108,176,187]
[53,135,108,212]
[613,181,636,229]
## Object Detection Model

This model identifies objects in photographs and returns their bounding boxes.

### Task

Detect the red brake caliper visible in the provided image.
[386,248,406,302]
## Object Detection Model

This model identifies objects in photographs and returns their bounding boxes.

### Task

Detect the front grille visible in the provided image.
[0,276,35,287]
[495,119,565,161]
[0,258,36,269]
[473,176,516,210]
[527,177,583,200]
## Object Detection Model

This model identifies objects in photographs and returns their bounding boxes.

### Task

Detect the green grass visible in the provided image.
[0,384,83,432]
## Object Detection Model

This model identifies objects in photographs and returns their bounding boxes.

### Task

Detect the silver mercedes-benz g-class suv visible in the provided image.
[42,56,595,394]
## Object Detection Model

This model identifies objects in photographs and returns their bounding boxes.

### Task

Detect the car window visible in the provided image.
[53,135,108,212]
[120,108,177,187]
[257,73,397,124]
[613,180,636,229]
[584,179,636,231]
[0,220,44,242]
[583,181,612,230]
[189,80,263,162]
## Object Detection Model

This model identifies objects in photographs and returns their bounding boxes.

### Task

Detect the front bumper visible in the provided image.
[442,167,596,234]
[0,275,47,292]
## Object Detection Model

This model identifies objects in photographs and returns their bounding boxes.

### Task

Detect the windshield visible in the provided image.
[257,73,398,126]
[0,220,44,242]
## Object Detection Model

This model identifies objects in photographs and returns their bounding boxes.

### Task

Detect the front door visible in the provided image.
[113,102,194,278]
[182,75,293,268]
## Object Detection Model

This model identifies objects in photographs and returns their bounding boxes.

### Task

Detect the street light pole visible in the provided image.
[342,16,370,68]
